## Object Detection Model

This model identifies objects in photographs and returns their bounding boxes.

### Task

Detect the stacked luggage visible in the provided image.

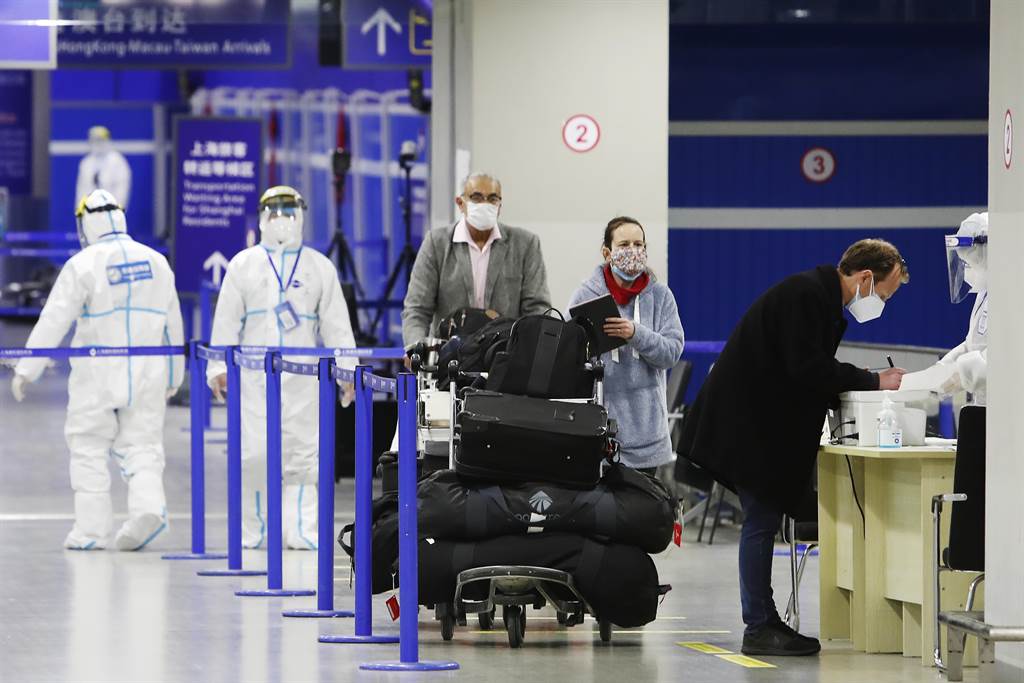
[340,309,675,647]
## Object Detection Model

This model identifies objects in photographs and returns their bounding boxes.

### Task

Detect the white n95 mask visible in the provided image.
[466,202,499,230]
[262,215,301,249]
[847,276,885,323]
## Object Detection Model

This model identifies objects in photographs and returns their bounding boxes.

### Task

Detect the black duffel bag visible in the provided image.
[418,533,663,628]
[455,389,613,488]
[434,316,515,387]
[418,464,676,553]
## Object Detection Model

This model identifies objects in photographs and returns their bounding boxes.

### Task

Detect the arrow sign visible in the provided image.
[361,7,401,56]
[203,251,230,287]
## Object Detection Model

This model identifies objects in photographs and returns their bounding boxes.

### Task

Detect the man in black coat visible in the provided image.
[679,238,909,656]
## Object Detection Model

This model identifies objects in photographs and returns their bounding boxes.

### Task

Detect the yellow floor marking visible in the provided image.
[677,642,733,655]
[716,654,776,669]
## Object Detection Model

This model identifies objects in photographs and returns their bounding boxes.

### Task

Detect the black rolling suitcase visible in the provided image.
[454,389,613,488]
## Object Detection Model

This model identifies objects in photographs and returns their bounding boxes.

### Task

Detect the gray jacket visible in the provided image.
[568,266,685,469]
[402,223,551,346]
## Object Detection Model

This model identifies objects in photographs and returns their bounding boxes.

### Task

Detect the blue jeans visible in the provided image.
[738,488,783,633]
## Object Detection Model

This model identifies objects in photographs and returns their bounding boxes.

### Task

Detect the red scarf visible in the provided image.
[603,264,649,305]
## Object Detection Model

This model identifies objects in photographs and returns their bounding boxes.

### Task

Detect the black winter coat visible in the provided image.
[678,265,879,515]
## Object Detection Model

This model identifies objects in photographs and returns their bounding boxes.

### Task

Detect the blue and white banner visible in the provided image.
[172,116,262,294]
[57,0,290,67]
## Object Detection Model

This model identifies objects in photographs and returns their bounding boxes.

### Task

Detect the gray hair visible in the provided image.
[459,172,501,195]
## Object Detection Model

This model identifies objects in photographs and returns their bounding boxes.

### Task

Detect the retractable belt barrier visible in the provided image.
[1,336,729,673]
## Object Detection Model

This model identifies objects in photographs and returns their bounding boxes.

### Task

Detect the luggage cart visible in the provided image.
[427,357,622,648]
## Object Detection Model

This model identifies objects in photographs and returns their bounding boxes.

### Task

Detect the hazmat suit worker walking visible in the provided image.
[75,126,132,210]
[206,186,356,551]
[11,189,184,550]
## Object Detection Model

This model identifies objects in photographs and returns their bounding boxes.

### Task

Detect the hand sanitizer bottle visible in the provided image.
[877,393,902,448]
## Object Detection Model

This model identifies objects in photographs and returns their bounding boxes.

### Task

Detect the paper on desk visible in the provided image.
[898,363,956,392]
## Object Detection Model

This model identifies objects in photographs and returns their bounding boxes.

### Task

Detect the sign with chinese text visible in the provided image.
[57,0,290,67]
[172,116,262,294]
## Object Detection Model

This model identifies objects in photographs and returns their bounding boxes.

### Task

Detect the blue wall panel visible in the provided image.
[667,227,973,351]
[668,135,986,208]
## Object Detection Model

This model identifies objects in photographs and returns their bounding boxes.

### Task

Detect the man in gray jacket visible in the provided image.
[401,173,551,347]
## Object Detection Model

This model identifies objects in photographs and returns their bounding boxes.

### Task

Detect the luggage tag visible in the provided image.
[274,300,300,332]
[385,572,400,621]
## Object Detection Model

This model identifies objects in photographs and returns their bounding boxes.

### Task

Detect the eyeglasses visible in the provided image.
[465,192,502,205]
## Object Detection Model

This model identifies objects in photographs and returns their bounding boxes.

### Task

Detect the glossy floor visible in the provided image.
[0,321,982,682]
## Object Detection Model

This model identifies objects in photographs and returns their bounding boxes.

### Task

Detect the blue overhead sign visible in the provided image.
[0,1,57,69]
[57,0,291,68]
[0,71,33,195]
[343,0,431,69]
[172,117,262,295]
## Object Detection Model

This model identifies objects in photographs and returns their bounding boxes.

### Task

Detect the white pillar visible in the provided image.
[986,0,1024,671]
[431,0,668,310]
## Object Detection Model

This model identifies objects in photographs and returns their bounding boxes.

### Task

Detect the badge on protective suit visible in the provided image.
[274,301,300,331]
[977,310,988,336]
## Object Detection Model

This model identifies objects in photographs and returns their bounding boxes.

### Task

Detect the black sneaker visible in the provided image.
[741,621,821,656]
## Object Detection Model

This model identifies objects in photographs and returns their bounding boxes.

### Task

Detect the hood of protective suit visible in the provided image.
[76,189,127,247]
[258,185,305,250]
[958,212,988,292]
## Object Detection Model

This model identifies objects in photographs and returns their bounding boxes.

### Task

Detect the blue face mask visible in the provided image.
[611,265,641,282]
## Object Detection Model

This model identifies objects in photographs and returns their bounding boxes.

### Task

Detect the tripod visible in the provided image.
[325,147,365,299]
[370,150,417,339]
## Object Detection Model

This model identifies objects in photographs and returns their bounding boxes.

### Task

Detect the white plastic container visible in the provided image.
[838,390,928,447]
[876,393,903,448]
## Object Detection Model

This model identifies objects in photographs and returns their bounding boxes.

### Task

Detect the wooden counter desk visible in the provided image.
[817,443,983,665]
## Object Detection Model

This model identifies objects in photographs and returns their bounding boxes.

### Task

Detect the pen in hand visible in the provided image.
[886,355,895,368]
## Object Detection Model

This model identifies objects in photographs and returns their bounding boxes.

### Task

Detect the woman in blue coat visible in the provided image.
[568,216,685,473]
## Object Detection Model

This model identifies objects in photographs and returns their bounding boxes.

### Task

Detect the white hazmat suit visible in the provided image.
[939,212,988,405]
[13,189,184,550]
[75,126,132,210]
[206,186,356,550]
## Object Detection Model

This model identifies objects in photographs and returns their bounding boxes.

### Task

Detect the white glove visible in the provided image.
[339,382,355,408]
[939,342,967,367]
[166,387,179,401]
[956,350,986,394]
[939,370,962,396]
[11,375,28,402]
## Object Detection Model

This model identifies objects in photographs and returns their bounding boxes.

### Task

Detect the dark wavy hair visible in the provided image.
[603,216,646,249]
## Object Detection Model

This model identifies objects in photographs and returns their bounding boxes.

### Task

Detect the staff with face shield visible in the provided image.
[75,126,132,210]
[206,186,356,550]
[935,212,989,404]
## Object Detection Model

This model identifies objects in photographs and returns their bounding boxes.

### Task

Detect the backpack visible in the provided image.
[485,309,594,399]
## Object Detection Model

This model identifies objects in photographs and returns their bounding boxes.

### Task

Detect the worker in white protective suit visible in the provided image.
[937,212,988,405]
[11,189,184,550]
[75,126,132,210]
[206,186,356,551]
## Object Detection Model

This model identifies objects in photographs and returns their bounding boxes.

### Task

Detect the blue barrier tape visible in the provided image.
[233,351,266,371]
[332,367,356,384]
[197,346,226,362]
[234,345,406,359]
[0,307,43,317]
[365,373,397,394]
[0,345,184,359]
[279,359,319,376]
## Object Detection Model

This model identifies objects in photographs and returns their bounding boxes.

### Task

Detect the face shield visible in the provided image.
[258,190,306,249]
[945,233,988,304]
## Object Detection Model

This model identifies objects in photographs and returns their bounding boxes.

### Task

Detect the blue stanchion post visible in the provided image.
[360,372,459,672]
[320,365,399,644]
[199,283,214,429]
[198,346,266,578]
[283,357,356,618]
[162,341,227,561]
[236,351,315,598]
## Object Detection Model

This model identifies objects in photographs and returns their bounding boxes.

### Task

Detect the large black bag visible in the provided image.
[454,389,612,488]
[418,464,676,553]
[418,533,662,628]
[486,311,594,399]
[337,493,400,593]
